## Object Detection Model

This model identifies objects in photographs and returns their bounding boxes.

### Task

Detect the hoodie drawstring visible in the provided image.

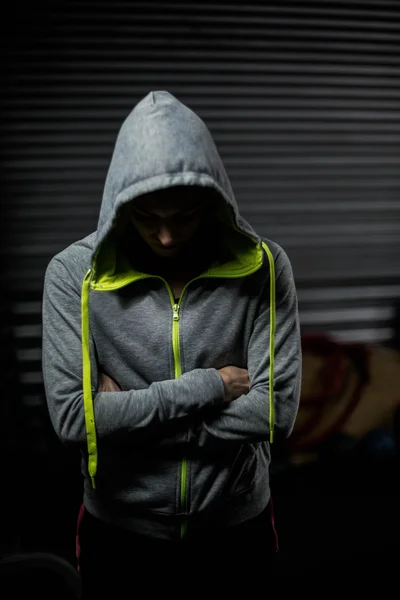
[82,268,98,488]
[262,241,276,443]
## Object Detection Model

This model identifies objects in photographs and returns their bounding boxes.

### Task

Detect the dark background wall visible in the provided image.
[1,0,399,573]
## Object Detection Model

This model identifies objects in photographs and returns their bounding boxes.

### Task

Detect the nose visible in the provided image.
[157,224,176,248]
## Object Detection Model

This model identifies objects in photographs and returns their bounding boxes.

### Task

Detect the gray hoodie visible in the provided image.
[42,91,301,541]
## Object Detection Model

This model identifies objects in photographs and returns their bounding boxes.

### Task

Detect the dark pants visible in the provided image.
[77,503,278,598]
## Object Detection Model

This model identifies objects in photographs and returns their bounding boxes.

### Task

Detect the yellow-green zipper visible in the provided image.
[171,299,188,539]
[166,276,207,540]
[169,284,189,540]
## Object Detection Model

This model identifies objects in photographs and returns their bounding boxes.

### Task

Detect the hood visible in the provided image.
[91,91,263,289]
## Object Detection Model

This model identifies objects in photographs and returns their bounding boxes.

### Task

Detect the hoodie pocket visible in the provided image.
[224,443,258,497]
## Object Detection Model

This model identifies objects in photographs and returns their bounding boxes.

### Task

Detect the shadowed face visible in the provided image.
[125,186,211,259]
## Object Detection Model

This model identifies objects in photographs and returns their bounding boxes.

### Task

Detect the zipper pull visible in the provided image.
[173,303,180,321]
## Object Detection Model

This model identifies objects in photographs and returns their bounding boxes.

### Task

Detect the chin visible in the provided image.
[152,246,182,258]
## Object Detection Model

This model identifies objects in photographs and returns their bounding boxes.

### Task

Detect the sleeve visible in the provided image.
[194,245,302,448]
[41,257,225,449]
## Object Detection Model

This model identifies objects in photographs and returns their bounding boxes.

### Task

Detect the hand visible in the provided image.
[97,372,122,392]
[217,366,250,404]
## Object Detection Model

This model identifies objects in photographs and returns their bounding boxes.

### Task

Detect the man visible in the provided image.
[42,91,302,595]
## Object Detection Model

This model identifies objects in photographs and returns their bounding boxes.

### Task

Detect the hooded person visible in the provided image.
[42,91,302,592]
